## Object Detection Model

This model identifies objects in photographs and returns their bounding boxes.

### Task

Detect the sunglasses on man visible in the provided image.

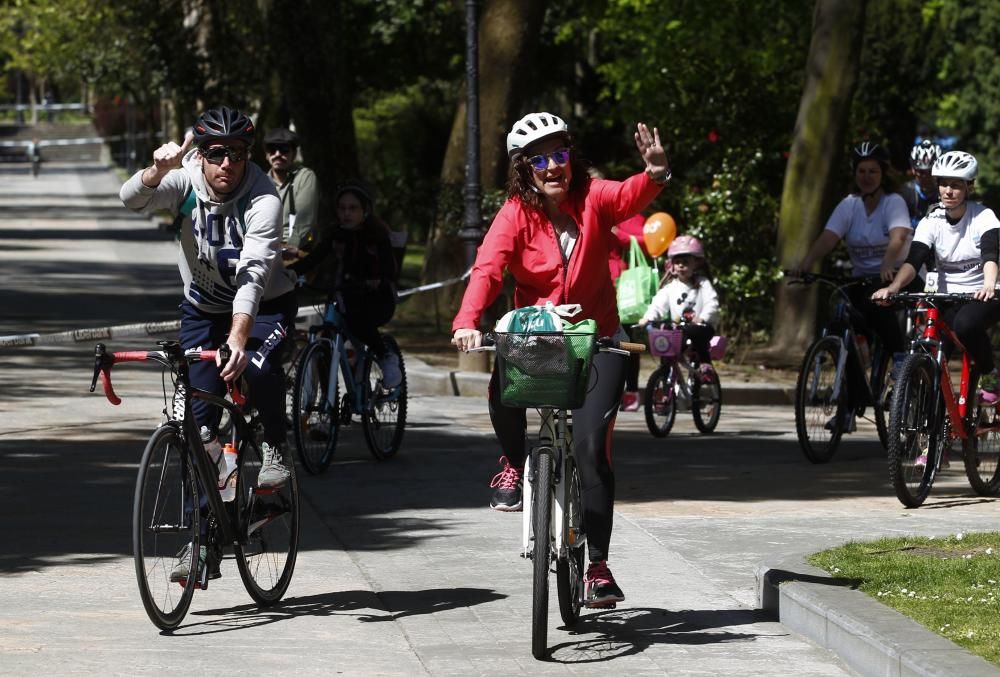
[526,148,570,172]
[266,144,293,155]
[201,146,247,165]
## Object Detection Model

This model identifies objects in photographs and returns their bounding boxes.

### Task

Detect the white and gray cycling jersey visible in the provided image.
[120,150,295,317]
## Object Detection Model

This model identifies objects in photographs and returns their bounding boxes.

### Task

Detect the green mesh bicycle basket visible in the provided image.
[494,331,595,409]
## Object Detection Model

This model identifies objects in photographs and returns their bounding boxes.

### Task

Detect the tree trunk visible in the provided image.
[770,0,868,356]
[267,0,358,213]
[423,0,546,324]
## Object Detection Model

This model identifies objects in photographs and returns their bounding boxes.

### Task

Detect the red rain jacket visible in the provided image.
[453,172,662,337]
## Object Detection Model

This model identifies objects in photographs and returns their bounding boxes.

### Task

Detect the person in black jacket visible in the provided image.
[299,179,401,387]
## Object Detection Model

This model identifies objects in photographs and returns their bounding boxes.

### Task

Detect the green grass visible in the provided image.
[809,532,1000,666]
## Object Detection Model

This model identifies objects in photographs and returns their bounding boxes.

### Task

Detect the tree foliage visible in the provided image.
[3,0,999,341]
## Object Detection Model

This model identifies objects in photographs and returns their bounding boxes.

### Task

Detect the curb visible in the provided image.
[755,555,1000,677]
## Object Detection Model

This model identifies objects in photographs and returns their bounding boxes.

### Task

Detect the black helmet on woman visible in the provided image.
[192,106,256,148]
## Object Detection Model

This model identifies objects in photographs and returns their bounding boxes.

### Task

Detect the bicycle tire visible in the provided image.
[362,334,407,460]
[692,367,722,433]
[887,353,940,508]
[531,449,553,660]
[292,340,338,474]
[643,365,677,438]
[234,436,300,605]
[556,457,585,627]
[962,401,1000,496]
[794,337,845,463]
[132,424,199,630]
[871,347,890,450]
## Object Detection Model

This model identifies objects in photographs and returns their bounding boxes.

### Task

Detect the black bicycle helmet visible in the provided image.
[192,106,256,148]
[851,141,890,170]
[335,178,375,207]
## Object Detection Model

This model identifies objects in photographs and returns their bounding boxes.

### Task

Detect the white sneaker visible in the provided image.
[380,352,402,388]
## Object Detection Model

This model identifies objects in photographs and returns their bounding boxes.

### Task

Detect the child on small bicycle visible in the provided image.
[637,235,719,373]
[872,150,1000,403]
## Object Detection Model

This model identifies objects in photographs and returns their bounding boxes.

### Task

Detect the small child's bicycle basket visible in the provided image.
[494,331,595,409]
[647,328,684,358]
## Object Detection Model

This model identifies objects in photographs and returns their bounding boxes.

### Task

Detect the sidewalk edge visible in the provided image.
[755,555,1000,677]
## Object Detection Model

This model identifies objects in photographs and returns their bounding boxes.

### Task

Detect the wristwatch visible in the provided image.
[648,169,672,185]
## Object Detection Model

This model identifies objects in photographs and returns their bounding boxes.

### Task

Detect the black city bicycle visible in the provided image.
[789,272,895,463]
[291,294,407,474]
[90,341,300,630]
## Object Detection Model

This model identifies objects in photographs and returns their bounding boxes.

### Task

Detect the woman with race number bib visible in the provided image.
[873,151,1000,402]
[451,112,669,606]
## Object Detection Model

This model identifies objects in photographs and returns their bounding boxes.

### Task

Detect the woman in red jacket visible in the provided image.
[452,112,670,606]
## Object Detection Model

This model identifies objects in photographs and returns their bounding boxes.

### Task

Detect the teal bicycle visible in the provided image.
[291,296,407,474]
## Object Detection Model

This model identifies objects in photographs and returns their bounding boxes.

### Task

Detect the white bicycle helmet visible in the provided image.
[506,112,569,158]
[909,140,942,170]
[932,151,978,181]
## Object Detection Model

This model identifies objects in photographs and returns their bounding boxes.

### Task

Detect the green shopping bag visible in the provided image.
[616,236,657,324]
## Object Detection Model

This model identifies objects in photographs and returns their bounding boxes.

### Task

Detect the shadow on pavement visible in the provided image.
[547,606,762,663]
[2,371,993,574]
[174,587,505,636]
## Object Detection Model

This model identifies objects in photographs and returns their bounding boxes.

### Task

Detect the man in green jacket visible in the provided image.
[264,127,319,265]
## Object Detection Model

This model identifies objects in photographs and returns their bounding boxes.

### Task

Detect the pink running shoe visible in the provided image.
[585,560,625,607]
[489,456,522,512]
[621,391,640,412]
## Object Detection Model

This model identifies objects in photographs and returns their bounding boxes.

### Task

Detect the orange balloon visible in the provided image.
[643,212,677,257]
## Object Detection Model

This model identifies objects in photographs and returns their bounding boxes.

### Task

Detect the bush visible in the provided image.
[677,146,783,343]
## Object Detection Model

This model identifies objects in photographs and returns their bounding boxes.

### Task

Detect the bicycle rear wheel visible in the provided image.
[963,401,1000,496]
[234,436,300,605]
[643,366,677,438]
[692,367,722,433]
[531,449,553,660]
[292,340,339,474]
[871,347,890,450]
[794,337,845,463]
[556,457,585,627]
[133,425,199,630]
[362,334,407,460]
[887,354,940,508]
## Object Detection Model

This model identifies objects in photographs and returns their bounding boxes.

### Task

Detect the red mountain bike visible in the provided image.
[886,292,1000,507]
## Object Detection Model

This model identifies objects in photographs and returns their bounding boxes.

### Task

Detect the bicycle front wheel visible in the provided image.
[887,353,940,508]
[133,424,199,630]
[643,365,677,438]
[292,339,339,475]
[794,337,845,463]
[556,457,585,627]
[692,367,722,433]
[531,449,553,660]
[234,436,300,605]
[362,335,407,460]
[962,401,1000,496]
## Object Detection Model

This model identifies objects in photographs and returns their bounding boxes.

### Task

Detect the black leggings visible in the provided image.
[341,289,396,359]
[683,323,716,364]
[943,301,1000,374]
[489,350,626,563]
